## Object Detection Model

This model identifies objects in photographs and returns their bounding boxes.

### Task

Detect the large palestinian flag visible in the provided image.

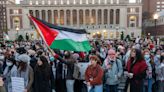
[29,15,91,52]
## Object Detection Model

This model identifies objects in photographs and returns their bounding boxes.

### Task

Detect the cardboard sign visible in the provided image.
[11,77,25,92]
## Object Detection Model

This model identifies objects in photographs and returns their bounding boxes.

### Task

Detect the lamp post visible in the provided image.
[153,13,159,38]
[16,26,19,39]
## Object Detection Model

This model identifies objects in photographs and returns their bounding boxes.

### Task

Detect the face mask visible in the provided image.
[144,55,150,60]
[6,62,13,66]
[156,55,161,58]
[49,56,55,62]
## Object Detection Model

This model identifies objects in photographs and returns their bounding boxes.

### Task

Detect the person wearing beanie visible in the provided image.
[16,54,34,92]
[102,49,123,92]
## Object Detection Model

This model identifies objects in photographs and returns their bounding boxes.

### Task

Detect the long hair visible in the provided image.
[35,55,50,79]
[130,48,144,62]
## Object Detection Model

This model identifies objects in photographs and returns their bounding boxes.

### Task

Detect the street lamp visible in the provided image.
[153,13,159,38]
[16,26,19,38]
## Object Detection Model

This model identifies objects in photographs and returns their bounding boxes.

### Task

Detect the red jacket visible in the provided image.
[85,64,104,85]
[126,59,147,79]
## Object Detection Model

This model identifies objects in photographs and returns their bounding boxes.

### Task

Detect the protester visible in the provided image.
[85,55,104,92]
[143,49,154,92]
[17,54,34,92]
[124,48,147,92]
[3,57,17,92]
[34,56,55,92]
[103,49,123,92]
[155,54,164,92]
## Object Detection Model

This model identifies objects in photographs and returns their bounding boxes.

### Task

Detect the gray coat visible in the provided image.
[3,65,17,92]
[102,58,123,85]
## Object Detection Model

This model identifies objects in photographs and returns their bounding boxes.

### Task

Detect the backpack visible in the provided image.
[73,63,81,79]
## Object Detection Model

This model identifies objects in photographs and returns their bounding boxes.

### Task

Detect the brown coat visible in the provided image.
[85,64,104,85]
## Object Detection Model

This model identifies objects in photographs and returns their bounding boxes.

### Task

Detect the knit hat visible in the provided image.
[17,54,31,63]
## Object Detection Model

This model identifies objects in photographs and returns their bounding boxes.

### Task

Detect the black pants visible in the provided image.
[74,80,87,92]
[55,79,67,92]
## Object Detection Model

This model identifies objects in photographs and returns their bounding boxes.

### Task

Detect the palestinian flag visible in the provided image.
[29,15,91,52]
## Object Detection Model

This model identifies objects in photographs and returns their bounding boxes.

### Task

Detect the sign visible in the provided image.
[77,62,90,80]
[11,77,24,92]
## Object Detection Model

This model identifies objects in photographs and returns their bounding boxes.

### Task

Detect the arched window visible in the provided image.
[35,10,39,18]
[66,10,71,25]
[110,9,114,24]
[129,16,137,27]
[54,10,58,25]
[60,10,64,25]
[116,9,120,24]
[85,10,90,25]
[41,10,46,21]
[73,10,77,25]
[104,9,108,24]
[48,10,52,23]
[79,10,83,25]
[91,9,96,25]
[98,9,102,24]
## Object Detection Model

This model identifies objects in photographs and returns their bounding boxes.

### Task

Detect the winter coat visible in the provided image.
[34,66,55,92]
[85,64,104,85]
[125,59,147,92]
[102,58,123,85]
[156,63,164,81]
[17,65,34,92]
[3,65,17,92]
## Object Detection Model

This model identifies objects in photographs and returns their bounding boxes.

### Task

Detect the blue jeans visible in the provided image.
[66,80,75,92]
[89,85,103,92]
[105,84,118,92]
[143,79,152,92]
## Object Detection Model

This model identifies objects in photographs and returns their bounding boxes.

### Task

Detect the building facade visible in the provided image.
[6,0,142,40]
[143,0,164,13]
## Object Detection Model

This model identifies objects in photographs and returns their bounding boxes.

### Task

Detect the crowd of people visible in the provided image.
[0,37,163,92]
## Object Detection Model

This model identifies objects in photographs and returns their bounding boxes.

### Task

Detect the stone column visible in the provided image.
[52,10,54,24]
[64,10,66,26]
[70,9,73,26]
[77,9,79,27]
[58,10,60,25]
[83,9,86,25]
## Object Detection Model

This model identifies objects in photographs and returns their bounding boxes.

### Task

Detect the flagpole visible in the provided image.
[26,14,60,59]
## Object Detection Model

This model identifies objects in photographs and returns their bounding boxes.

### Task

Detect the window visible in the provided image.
[130,8,135,13]
[29,1,32,5]
[14,10,19,14]
[48,1,51,5]
[92,0,95,4]
[157,9,160,11]
[61,0,63,4]
[98,0,101,4]
[67,0,70,4]
[110,0,113,4]
[42,1,45,5]
[157,2,160,4]
[157,5,160,8]
[80,0,82,4]
[73,0,76,4]
[117,0,119,4]
[104,0,107,4]
[162,2,164,4]
[129,0,136,3]
[86,0,88,4]
[36,1,39,5]
[54,0,57,5]
[162,5,164,8]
